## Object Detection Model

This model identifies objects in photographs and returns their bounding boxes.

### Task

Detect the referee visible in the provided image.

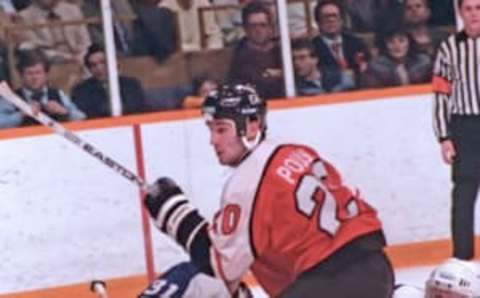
[432,0,480,260]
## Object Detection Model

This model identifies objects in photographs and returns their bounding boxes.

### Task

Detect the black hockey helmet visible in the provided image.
[202,84,267,137]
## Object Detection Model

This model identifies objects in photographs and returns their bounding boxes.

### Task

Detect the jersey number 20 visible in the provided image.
[295,160,358,235]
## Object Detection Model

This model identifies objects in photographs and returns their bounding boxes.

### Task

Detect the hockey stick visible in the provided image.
[0,81,150,192]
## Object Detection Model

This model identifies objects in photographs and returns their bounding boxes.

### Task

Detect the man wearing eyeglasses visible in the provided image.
[227,1,285,100]
[312,0,370,89]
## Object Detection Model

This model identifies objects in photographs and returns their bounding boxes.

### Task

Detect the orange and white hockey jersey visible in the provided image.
[208,139,383,296]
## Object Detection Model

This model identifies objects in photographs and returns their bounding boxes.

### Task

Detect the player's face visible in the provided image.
[460,0,480,37]
[22,63,48,91]
[207,119,248,166]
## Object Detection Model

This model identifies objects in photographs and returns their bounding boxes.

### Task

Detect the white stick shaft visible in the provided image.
[0,82,149,192]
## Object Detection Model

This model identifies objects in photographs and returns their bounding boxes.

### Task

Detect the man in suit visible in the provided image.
[312,0,369,89]
[71,44,145,119]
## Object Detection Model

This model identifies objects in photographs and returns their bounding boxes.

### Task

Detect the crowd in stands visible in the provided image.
[0,0,455,129]
[0,47,85,127]
[71,43,145,118]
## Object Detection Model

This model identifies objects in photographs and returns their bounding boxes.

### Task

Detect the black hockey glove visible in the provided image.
[144,177,184,220]
[138,262,200,298]
[145,177,210,261]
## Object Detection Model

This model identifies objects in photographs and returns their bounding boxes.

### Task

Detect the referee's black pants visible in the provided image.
[451,116,480,260]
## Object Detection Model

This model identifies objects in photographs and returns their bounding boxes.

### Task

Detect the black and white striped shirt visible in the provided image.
[432,31,480,141]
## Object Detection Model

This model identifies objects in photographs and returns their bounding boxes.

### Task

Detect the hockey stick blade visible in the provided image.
[0,81,150,192]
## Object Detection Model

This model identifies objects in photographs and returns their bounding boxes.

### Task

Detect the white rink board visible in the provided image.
[0,128,146,292]
[1,93,477,293]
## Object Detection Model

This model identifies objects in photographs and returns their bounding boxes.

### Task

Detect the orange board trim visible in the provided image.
[0,84,432,141]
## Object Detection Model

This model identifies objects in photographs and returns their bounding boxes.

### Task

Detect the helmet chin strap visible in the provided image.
[241,130,262,151]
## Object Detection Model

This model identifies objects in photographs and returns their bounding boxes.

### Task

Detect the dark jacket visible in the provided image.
[228,38,285,100]
[296,66,355,96]
[312,33,370,80]
[71,76,145,119]
[360,54,432,88]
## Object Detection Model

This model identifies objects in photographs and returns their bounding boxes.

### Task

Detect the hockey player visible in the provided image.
[425,258,480,298]
[393,258,480,298]
[392,284,424,298]
[138,84,394,297]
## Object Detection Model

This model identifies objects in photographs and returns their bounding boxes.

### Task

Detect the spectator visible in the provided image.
[0,2,26,82]
[182,74,219,109]
[228,1,284,100]
[0,43,9,85]
[360,25,432,88]
[2,49,85,127]
[312,0,370,89]
[292,38,354,96]
[253,0,278,36]
[159,0,223,51]
[81,0,136,56]
[403,0,449,58]
[213,0,294,45]
[0,44,20,128]
[238,0,315,39]
[214,0,320,43]
[131,0,177,62]
[71,44,145,119]
[17,0,91,64]
[0,95,23,128]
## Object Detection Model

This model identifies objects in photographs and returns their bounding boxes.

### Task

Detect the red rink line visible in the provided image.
[133,124,156,283]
